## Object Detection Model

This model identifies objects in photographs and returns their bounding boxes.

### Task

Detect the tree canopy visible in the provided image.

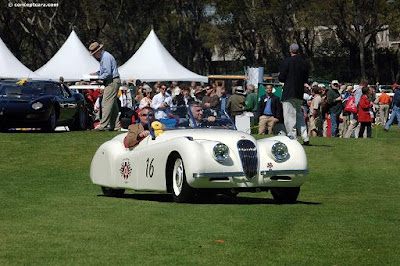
[1,0,399,83]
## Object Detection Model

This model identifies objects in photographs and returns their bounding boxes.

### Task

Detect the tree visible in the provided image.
[323,0,398,81]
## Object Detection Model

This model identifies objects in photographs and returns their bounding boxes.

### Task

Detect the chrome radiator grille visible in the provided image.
[237,140,258,179]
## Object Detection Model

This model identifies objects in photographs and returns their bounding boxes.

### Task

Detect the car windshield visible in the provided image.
[156,104,236,130]
[0,83,55,98]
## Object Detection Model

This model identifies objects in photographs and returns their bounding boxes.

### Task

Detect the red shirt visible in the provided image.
[358,95,373,122]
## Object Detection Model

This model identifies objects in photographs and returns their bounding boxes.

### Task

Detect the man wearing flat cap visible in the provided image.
[279,43,310,145]
[89,41,121,131]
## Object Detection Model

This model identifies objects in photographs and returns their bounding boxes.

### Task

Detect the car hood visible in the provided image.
[161,128,253,142]
[112,128,258,148]
[137,128,259,149]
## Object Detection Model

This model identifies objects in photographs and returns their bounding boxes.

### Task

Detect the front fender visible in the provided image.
[257,136,308,187]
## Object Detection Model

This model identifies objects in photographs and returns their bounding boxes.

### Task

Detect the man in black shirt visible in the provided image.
[279,44,310,145]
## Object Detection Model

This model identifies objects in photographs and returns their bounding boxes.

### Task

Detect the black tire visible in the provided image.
[171,155,194,203]
[70,104,87,130]
[222,190,239,198]
[43,107,57,132]
[101,186,125,197]
[270,187,300,204]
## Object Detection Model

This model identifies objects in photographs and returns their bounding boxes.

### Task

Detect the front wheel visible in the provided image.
[270,187,300,204]
[101,186,125,197]
[171,156,194,203]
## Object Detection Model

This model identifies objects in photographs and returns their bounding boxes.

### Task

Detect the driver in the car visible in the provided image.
[124,107,155,148]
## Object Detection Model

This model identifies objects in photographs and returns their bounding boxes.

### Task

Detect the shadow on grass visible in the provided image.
[305,144,333,148]
[99,193,322,205]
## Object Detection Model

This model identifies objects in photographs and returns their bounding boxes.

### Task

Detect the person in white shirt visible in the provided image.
[119,87,133,109]
[139,90,152,109]
[151,84,169,119]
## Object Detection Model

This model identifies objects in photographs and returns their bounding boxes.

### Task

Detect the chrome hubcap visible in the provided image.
[172,159,184,196]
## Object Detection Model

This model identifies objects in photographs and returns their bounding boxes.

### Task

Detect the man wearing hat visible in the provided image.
[89,41,121,131]
[384,83,400,132]
[279,43,310,145]
[226,86,246,122]
[327,80,343,137]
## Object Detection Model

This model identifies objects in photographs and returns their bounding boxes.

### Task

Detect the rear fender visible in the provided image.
[90,139,127,188]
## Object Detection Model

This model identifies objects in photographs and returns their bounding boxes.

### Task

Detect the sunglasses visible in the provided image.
[141,112,154,117]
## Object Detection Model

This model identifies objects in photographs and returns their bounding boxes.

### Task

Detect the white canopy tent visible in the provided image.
[35,30,100,81]
[0,37,42,79]
[118,30,208,82]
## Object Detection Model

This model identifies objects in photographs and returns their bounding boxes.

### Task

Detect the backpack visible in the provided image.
[344,96,357,114]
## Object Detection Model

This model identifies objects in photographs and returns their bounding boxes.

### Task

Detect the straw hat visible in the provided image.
[88,42,104,56]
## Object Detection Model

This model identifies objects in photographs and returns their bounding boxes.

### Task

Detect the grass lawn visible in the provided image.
[0,126,399,265]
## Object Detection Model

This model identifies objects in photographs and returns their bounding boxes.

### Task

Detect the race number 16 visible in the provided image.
[146,158,154,178]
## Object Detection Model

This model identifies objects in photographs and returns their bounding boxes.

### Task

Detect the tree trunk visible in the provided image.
[371,40,379,83]
[396,49,400,83]
[359,38,366,80]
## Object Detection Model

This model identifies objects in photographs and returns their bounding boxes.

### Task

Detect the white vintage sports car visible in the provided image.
[90,105,309,203]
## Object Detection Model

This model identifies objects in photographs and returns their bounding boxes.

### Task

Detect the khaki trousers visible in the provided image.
[379,104,389,125]
[308,116,320,136]
[258,115,276,134]
[99,77,121,130]
[282,100,309,142]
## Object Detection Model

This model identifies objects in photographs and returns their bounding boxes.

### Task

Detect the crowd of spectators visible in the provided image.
[72,78,400,138]
[301,80,399,138]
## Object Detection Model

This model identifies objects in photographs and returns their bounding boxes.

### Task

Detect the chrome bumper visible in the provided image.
[193,169,309,179]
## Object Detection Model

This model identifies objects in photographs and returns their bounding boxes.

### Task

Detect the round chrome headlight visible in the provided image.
[32,102,43,110]
[271,142,289,162]
[213,143,229,162]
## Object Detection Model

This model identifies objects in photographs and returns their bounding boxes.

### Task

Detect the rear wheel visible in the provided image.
[43,107,57,132]
[270,187,300,204]
[71,104,87,130]
[171,156,194,203]
[101,186,125,197]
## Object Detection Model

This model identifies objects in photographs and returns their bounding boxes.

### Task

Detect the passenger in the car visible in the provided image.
[124,107,155,148]
[177,102,217,128]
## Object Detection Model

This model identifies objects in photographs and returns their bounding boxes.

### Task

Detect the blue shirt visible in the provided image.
[263,96,273,115]
[394,90,400,107]
[220,94,230,113]
[96,50,119,80]
[355,89,362,106]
